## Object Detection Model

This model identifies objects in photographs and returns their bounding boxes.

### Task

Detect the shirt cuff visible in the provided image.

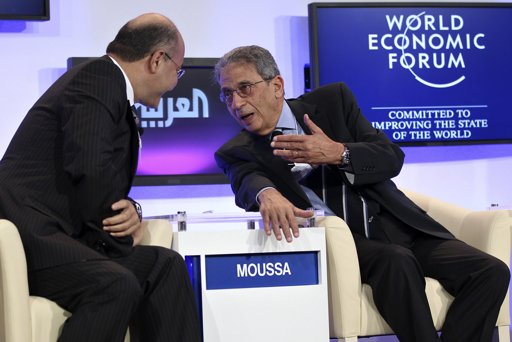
[256,187,275,205]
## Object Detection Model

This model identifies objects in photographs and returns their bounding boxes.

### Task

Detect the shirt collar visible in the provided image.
[275,101,297,131]
[108,55,135,105]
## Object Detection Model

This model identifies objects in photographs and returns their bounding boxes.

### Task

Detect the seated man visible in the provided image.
[0,13,200,342]
[213,45,509,342]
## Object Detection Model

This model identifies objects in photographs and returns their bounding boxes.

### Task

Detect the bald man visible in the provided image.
[0,14,200,342]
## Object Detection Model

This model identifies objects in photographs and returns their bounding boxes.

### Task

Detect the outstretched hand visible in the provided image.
[271,114,345,166]
[258,188,313,242]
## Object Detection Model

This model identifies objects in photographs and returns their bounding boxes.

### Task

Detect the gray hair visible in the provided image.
[214,45,280,83]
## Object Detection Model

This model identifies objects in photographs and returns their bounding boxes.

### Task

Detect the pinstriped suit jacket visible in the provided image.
[215,82,454,240]
[0,56,139,271]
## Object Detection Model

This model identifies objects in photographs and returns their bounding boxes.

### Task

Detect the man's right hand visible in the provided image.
[257,188,314,242]
[103,199,141,238]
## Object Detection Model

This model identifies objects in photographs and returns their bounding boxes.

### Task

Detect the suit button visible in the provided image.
[94,239,108,252]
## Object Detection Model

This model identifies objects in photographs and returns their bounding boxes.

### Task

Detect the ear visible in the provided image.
[272,76,285,98]
[148,50,165,74]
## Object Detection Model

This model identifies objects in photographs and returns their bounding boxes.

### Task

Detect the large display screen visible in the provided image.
[308,2,512,145]
[67,57,241,185]
[0,0,49,20]
[134,58,241,185]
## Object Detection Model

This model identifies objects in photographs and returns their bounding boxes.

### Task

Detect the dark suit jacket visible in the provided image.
[0,56,139,271]
[215,82,453,240]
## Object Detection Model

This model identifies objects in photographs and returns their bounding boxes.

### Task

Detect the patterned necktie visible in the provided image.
[129,104,143,153]
[270,128,283,141]
[270,128,295,169]
[131,105,144,136]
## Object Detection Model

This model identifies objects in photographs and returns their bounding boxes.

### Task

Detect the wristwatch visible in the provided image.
[130,199,143,222]
[341,146,350,166]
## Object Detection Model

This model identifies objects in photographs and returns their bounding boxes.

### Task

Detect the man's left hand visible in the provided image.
[271,114,344,166]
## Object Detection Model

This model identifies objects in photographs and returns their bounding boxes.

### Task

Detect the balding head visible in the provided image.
[130,12,173,27]
[106,13,183,62]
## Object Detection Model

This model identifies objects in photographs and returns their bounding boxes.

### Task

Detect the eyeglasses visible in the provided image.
[219,79,271,104]
[164,52,185,79]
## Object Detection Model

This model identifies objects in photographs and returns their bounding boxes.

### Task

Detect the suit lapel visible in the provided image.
[286,98,341,206]
[250,133,311,206]
[252,133,291,177]
[287,99,334,138]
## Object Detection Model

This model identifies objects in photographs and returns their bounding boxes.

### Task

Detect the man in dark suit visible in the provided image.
[0,13,200,342]
[214,45,509,342]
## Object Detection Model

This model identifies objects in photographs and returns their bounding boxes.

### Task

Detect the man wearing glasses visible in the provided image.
[214,45,509,342]
[0,13,199,342]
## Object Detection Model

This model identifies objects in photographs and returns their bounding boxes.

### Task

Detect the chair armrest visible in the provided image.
[0,219,32,342]
[460,210,511,327]
[402,189,511,328]
[320,216,361,337]
[458,210,511,266]
[139,219,173,248]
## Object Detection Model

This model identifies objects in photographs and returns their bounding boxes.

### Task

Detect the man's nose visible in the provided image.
[230,91,245,110]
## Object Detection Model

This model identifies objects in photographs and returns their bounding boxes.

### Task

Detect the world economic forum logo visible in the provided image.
[134,88,209,128]
[368,11,486,88]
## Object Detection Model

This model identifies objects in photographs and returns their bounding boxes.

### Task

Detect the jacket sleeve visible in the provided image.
[331,83,405,186]
[215,144,276,212]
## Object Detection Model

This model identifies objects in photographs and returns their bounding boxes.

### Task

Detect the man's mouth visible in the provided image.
[239,113,254,121]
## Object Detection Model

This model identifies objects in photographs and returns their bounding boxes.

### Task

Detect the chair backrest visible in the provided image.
[402,188,470,237]
[0,219,32,342]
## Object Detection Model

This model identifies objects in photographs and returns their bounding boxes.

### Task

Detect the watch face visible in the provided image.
[133,202,143,221]
[342,147,350,165]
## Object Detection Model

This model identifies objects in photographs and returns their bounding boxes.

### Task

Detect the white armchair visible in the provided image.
[0,219,173,342]
[326,189,511,341]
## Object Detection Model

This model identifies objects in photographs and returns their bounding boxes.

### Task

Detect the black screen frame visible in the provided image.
[308,2,512,147]
[0,0,50,21]
[133,57,232,186]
